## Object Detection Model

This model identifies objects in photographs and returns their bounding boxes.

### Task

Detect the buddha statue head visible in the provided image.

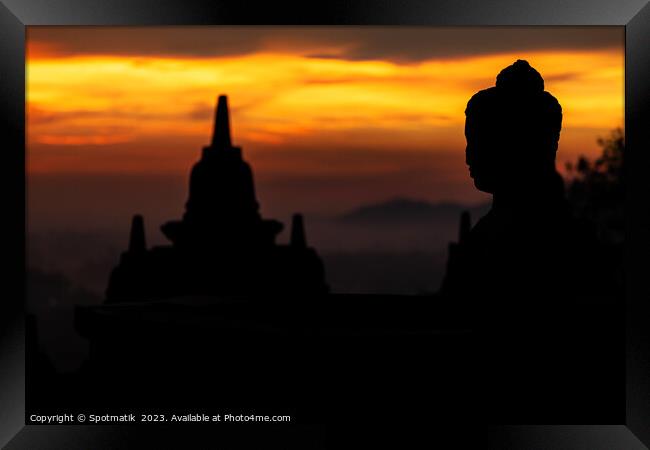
[464,60,563,195]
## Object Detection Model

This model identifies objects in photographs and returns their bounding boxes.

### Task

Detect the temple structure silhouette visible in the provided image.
[105,95,328,302]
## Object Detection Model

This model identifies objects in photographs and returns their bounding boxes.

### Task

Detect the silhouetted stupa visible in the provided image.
[106,95,328,302]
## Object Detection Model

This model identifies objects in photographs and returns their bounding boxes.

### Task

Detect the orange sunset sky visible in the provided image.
[26,26,624,232]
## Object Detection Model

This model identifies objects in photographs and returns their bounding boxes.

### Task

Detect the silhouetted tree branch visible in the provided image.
[565,128,624,245]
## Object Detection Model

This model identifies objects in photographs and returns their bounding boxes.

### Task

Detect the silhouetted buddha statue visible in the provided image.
[439,61,621,425]
[442,60,606,305]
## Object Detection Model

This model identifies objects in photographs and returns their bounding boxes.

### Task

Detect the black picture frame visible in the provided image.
[1,1,648,448]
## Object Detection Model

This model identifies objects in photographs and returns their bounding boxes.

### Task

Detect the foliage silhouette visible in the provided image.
[566,128,624,245]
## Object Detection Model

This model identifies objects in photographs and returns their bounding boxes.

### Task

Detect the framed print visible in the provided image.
[1,0,649,448]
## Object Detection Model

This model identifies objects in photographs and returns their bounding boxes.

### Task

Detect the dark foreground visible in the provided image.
[27,293,623,429]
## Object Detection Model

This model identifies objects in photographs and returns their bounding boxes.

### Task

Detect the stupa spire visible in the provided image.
[459,211,471,244]
[290,214,307,248]
[128,214,146,253]
[211,95,232,149]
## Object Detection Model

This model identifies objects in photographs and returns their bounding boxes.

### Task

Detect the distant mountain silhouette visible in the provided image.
[338,197,490,225]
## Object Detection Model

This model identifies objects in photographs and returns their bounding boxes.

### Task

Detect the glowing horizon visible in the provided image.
[26,27,624,220]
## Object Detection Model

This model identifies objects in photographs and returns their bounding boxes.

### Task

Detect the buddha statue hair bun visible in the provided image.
[465,59,563,156]
[495,59,545,95]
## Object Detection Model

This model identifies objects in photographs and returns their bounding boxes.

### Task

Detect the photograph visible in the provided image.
[23,26,626,429]
[0,4,640,443]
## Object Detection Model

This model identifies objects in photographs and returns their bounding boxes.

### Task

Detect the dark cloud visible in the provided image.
[186,102,214,121]
[28,26,268,58]
[28,26,623,63]
[544,72,584,83]
[29,105,184,125]
[300,27,623,63]
[304,53,346,60]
